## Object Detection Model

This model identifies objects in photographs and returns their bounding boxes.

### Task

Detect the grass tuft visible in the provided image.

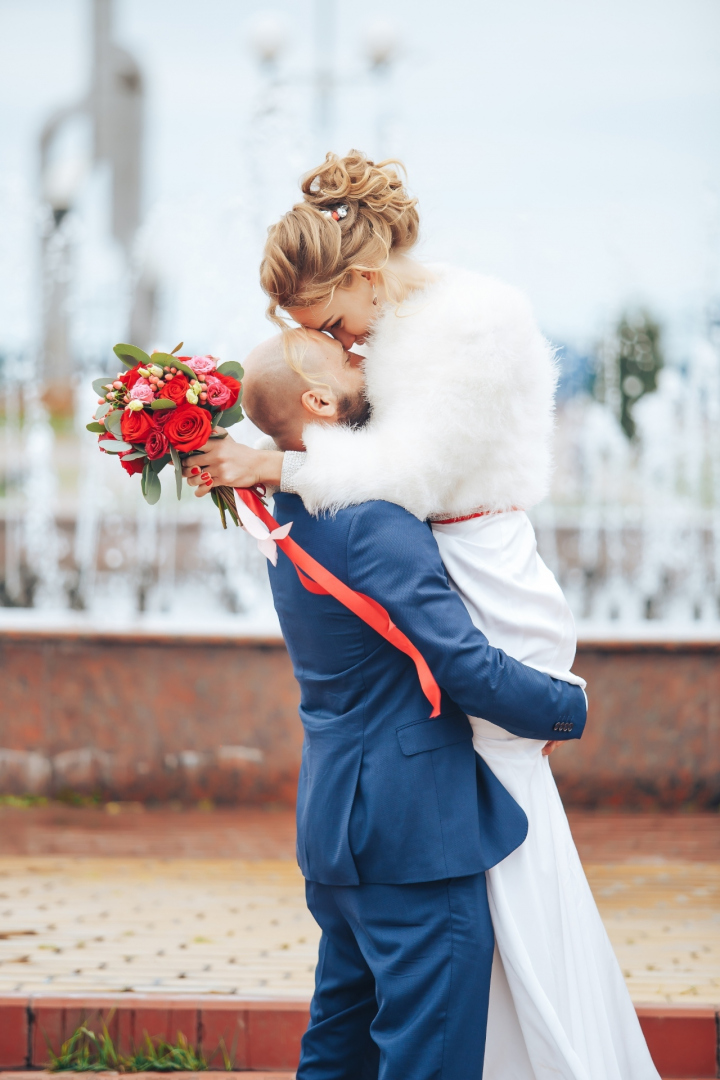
[45,1013,208,1072]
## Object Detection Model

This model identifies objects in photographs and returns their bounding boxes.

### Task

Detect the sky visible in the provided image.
[1,0,719,363]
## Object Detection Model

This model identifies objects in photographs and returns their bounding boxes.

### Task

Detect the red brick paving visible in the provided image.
[0,804,717,862]
[568,810,720,862]
[0,805,297,859]
[0,996,716,1076]
[637,1008,718,1079]
[0,1075,295,1079]
[0,996,310,1071]
[0,999,27,1070]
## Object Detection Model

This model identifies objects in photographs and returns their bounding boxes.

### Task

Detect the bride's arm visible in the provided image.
[182,421,439,520]
[288,419,450,519]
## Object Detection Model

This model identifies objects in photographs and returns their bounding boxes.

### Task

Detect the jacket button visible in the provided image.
[553,722,561,732]
[567,722,573,731]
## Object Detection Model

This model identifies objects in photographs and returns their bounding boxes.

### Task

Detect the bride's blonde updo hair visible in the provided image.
[260,150,419,325]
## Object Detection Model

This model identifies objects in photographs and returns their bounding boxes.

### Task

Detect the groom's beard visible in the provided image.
[338,392,372,429]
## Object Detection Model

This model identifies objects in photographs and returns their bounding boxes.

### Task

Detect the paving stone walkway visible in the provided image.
[0,852,717,1005]
[0,807,718,1006]
[0,857,313,999]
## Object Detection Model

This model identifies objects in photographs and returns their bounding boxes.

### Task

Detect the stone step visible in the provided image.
[0,1074,295,1079]
[0,996,717,1077]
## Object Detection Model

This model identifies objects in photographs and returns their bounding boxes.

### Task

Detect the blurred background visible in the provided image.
[2,0,720,633]
[2,3,720,1033]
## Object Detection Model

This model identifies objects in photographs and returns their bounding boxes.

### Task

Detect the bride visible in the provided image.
[186,151,659,1079]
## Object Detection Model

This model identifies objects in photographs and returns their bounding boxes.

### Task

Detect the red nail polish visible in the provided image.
[191,466,201,475]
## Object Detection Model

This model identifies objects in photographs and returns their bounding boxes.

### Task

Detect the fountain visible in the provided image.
[1,1,720,808]
[531,316,720,637]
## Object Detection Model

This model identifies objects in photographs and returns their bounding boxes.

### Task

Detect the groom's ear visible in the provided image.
[301,385,340,423]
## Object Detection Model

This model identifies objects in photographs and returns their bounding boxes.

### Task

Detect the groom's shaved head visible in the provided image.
[243,330,369,451]
[243,335,310,439]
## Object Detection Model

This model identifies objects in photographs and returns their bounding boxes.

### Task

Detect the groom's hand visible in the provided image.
[182,434,284,496]
[542,741,562,756]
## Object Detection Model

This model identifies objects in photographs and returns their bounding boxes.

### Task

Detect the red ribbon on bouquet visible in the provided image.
[234,487,442,718]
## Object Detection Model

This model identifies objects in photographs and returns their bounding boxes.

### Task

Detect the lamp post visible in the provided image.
[314,0,336,156]
[246,11,290,241]
[38,0,148,406]
[248,12,287,73]
[364,19,399,160]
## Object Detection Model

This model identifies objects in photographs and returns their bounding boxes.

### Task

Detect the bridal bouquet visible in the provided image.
[87,342,244,527]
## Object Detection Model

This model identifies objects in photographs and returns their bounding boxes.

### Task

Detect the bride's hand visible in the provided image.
[182,432,284,496]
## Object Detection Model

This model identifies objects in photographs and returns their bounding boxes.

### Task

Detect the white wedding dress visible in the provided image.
[432,511,660,1080]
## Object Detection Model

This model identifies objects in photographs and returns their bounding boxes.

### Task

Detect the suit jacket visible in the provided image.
[268,495,586,886]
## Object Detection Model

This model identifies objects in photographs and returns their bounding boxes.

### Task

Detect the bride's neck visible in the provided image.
[382,254,435,303]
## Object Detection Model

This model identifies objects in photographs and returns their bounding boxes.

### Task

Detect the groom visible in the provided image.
[226,332,586,1079]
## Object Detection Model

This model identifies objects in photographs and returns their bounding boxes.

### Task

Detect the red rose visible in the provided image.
[119,364,142,390]
[121,407,156,444]
[157,373,189,405]
[212,372,240,408]
[153,406,173,428]
[162,403,212,453]
[146,428,170,460]
[120,453,145,475]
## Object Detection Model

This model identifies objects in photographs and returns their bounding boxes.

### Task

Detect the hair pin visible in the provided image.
[321,205,348,222]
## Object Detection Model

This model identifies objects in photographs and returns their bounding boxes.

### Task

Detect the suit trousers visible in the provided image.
[298,872,494,1080]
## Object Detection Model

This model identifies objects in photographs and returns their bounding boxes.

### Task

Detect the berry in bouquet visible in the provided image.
[88,342,244,527]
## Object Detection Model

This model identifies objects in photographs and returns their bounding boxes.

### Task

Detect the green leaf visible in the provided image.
[150,454,171,474]
[102,440,133,453]
[169,445,183,501]
[218,403,244,428]
[92,377,114,397]
[151,352,195,379]
[150,398,176,411]
[94,402,112,420]
[216,360,244,381]
[122,450,147,461]
[113,343,150,369]
[173,360,196,378]
[142,462,162,504]
[211,488,228,529]
[86,422,105,433]
[170,341,184,355]
[104,410,124,439]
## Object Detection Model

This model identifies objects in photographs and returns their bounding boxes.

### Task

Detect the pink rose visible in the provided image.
[129,378,154,403]
[204,374,232,409]
[187,354,216,375]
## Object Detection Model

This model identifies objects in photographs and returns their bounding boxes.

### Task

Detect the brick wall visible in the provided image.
[1,631,718,808]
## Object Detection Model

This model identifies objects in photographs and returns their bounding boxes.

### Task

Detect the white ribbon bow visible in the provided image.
[235,497,292,566]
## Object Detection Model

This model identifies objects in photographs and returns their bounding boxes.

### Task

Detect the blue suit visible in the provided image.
[268,495,586,1079]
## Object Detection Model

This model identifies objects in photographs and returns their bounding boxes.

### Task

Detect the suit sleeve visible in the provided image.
[347,502,587,741]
